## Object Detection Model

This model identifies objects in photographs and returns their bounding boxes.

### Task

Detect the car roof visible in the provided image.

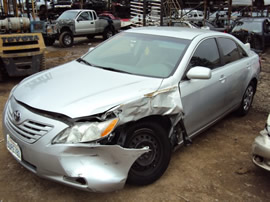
[125,27,225,40]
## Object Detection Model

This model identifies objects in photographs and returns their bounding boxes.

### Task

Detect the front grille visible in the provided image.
[3,48,40,54]
[5,103,53,144]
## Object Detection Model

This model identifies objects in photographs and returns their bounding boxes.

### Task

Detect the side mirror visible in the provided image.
[186,66,211,80]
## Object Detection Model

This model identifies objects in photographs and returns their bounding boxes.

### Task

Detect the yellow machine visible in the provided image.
[0,32,46,79]
[0,0,46,81]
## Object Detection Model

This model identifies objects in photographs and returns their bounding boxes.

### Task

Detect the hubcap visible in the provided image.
[107,31,113,38]
[128,129,161,171]
[243,85,254,111]
[64,35,72,45]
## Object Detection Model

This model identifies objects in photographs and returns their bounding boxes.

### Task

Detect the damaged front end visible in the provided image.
[3,83,186,192]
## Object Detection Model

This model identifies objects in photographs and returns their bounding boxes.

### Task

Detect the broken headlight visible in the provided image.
[52,118,118,144]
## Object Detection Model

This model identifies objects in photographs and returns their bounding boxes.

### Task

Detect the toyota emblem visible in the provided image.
[13,110,21,122]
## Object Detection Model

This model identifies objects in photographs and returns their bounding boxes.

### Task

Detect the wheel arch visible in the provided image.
[250,77,258,93]
[60,27,73,35]
[105,24,115,33]
[114,115,172,146]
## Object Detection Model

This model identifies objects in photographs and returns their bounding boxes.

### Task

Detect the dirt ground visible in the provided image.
[0,38,270,202]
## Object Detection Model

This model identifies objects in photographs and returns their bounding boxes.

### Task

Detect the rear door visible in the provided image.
[180,38,227,135]
[216,37,250,112]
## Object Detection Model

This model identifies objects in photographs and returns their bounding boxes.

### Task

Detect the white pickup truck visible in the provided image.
[46,9,121,47]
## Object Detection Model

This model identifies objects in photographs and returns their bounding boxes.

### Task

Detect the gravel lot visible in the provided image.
[0,37,270,202]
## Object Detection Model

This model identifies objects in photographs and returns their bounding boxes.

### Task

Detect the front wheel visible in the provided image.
[124,121,171,185]
[59,31,73,48]
[237,82,256,116]
[44,37,55,46]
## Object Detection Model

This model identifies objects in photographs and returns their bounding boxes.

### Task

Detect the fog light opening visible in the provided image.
[63,176,87,185]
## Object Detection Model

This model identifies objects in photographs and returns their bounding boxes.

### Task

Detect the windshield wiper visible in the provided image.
[77,58,93,66]
[97,66,132,74]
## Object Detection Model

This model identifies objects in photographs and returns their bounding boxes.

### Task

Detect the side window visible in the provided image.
[92,12,97,20]
[88,12,93,21]
[217,38,240,65]
[189,38,221,70]
[78,12,90,21]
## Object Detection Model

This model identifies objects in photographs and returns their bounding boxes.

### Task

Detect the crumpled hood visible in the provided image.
[13,61,163,118]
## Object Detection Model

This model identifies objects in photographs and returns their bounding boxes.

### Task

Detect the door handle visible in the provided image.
[219,75,226,82]
[90,22,94,24]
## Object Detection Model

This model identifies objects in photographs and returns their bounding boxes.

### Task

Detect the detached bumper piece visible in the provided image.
[252,130,270,171]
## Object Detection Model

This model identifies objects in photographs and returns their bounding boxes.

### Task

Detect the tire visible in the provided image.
[102,27,114,40]
[86,35,95,40]
[237,82,256,116]
[59,31,73,48]
[124,121,171,185]
[44,37,55,46]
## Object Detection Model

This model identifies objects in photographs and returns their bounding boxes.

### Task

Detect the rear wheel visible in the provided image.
[87,35,95,40]
[103,27,114,40]
[59,31,73,47]
[44,37,55,46]
[124,121,171,185]
[237,82,256,116]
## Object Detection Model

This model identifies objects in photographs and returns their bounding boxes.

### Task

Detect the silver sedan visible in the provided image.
[2,27,260,192]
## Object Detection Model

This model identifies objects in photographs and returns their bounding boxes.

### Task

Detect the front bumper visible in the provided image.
[252,130,270,171]
[2,97,148,192]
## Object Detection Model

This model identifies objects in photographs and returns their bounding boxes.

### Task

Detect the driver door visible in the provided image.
[75,11,95,34]
[180,38,227,136]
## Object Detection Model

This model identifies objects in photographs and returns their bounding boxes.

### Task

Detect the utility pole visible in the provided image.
[203,0,207,26]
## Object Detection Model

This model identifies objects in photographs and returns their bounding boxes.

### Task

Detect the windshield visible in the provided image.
[82,32,190,78]
[232,21,262,33]
[57,11,78,20]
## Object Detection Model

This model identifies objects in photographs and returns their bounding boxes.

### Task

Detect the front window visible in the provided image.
[82,32,190,78]
[77,12,91,21]
[189,38,221,69]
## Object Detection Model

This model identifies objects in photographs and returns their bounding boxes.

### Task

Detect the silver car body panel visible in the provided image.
[3,97,150,192]
[2,27,260,192]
